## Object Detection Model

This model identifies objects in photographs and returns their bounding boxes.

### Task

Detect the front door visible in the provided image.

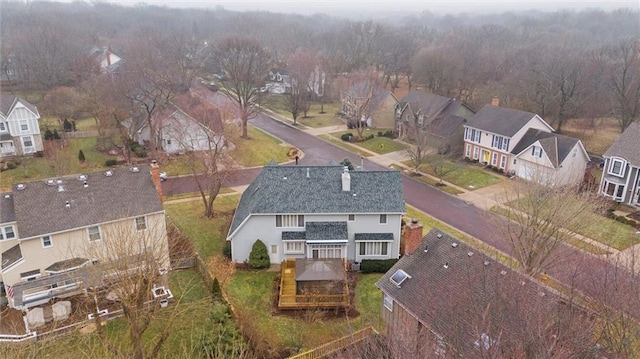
[0,141,14,155]
[482,150,490,164]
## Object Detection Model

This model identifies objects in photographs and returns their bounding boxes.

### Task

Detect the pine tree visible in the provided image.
[78,150,86,162]
[248,239,270,269]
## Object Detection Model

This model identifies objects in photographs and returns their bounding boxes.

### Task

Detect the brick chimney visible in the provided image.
[403,218,423,255]
[150,160,163,203]
[491,96,500,107]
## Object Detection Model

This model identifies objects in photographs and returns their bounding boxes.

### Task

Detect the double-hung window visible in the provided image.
[284,241,305,254]
[379,214,387,224]
[0,226,15,240]
[20,120,29,132]
[135,216,147,231]
[531,146,543,158]
[609,158,626,177]
[276,215,304,228]
[42,236,52,248]
[88,226,101,241]
[359,242,388,256]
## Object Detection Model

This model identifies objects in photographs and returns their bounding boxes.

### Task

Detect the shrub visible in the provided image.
[383,130,394,138]
[248,239,270,269]
[6,161,17,170]
[43,129,54,141]
[341,133,353,141]
[134,147,147,158]
[340,158,354,171]
[360,259,399,273]
[377,131,383,137]
[222,241,232,259]
[63,119,73,132]
[105,159,117,166]
[78,150,86,162]
[53,129,61,139]
[211,278,222,300]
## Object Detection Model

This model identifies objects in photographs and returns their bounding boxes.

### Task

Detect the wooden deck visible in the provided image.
[278,259,350,310]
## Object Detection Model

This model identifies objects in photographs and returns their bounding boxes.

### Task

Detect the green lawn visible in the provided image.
[401,159,503,190]
[319,134,374,157]
[265,96,343,128]
[229,125,290,167]
[391,165,463,195]
[165,195,240,258]
[329,130,405,155]
[226,271,384,355]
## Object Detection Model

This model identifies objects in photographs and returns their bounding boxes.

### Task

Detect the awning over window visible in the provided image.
[354,233,394,242]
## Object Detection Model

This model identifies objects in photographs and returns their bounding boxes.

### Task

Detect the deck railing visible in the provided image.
[287,326,379,359]
[278,259,349,309]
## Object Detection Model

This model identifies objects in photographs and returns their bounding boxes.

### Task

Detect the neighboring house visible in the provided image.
[376,228,593,358]
[340,81,398,129]
[89,46,123,74]
[463,100,588,186]
[599,122,640,205]
[0,96,43,157]
[0,165,169,310]
[395,91,475,155]
[131,92,225,154]
[264,68,291,94]
[226,163,405,264]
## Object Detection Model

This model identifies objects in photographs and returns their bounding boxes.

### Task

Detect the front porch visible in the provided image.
[278,258,349,310]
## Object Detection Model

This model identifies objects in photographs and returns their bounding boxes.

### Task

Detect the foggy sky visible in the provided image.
[52,0,639,17]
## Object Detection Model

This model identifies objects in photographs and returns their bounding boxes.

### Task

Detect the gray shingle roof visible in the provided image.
[604,122,640,168]
[376,228,567,355]
[0,192,15,224]
[467,104,542,137]
[354,233,394,241]
[11,166,164,239]
[398,91,452,118]
[228,165,404,238]
[0,95,39,117]
[306,222,348,240]
[510,128,582,168]
[282,231,306,240]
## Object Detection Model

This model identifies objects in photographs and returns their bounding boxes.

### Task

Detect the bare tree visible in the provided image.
[81,217,172,359]
[40,87,84,127]
[494,179,605,277]
[426,154,459,186]
[406,133,430,174]
[341,70,382,139]
[283,48,318,125]
[213,36,271,139]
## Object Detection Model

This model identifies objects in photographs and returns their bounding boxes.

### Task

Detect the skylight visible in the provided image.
[390,269,411,287]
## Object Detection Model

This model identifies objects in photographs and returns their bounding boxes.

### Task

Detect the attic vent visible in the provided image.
[105,170,113,177]
[4,194,10,199]
[521,281,526,286]
[423,245,429,253]
[436,232,443,239]
[16,183,26,190]
[283,176,287,180]
[83,181,88,188]
[390,269,411,287]
[467,251,473,257]
[57,180,64,192]
[306,168,310,178]
[451,243,458,248]
[131,166,140,173]
[78,174,87,181]
[500,270,507,275]
[46,179,56,186]
[539,292,546,297]
[483,261,490,266]
[443,262,449,269]
[65,201,70,208]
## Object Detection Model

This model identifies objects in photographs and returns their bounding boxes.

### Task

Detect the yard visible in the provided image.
[265,96,343,128]
[391,164,463,195]
[329,129,405,155]
[401,158,503,190]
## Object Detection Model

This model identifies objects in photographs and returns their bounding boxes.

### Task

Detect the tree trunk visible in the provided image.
[241,111,249,139]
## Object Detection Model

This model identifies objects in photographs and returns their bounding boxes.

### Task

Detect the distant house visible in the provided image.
[376,228,594,358]
[395,91,475,155]
[264,68,291,94]
[463,100,588,186]
[0,96,43,157]
[226,163,405,265]
[89,46,123,74]
[340,81,398,129]
[131,91,225,154]
[0,165,169,310]
[599,122,640,205]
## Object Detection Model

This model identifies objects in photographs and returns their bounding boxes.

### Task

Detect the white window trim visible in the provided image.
[379,214,387,225]
[359,241,390,257]
[500,155,507,169]
[491,153,498,166]
[135,216,147,231]
[348,214,355,222]
[19,120,29,133]
[276,214,304,228]
[284,241,305,254]
[87,226,102,242]
[42,235,53,248]
[465,144,471,158]
[383,292,393,311]
[0,225,16,240]
[608,158,627,178]
[21,272,42,282]
[270,244,278,254]
[473,146,479,160]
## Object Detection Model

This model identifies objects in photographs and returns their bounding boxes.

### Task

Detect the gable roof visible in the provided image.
[376,228,570,355]
[0,95,39,118]
[466,104,550,137]
[344,81,395,112]
[227,164,405,238]
[604,122,640,168]
[511,128,585,168]
[10,166,163,239]
[165,92,224,134]
[397,91,453,118]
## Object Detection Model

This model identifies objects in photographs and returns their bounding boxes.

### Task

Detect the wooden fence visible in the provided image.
[286,326,379,359]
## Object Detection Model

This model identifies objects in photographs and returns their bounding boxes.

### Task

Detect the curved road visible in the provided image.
[163,111,638,313]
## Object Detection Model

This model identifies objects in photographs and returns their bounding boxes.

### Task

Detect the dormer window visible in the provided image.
[609,158,626,177]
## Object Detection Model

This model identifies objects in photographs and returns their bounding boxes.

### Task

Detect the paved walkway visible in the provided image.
[260,107,629,264]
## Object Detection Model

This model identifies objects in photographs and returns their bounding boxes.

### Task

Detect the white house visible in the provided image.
[226,164,405,264]
[463,100,588,186]
[599,122,640,205]
[0,96,43,157]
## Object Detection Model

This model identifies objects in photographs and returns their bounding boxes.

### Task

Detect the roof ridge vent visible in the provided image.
[467,251,473,256]
[443,262,449,269]
[436,232,443,239]
[451,242,458,248]
[78,174,87,181]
